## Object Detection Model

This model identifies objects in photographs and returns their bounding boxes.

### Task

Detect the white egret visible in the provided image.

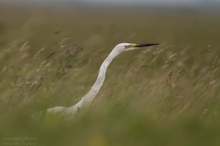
[33,43,159,121]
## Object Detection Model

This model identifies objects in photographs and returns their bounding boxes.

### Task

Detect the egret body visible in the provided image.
[33,43,159,120]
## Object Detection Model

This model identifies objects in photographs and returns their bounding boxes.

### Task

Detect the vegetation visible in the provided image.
[0,6,220,146]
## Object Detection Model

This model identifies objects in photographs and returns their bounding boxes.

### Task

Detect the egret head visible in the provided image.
[115,43,159,53]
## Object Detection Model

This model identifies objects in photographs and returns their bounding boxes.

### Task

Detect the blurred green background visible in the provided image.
[0,4,220,146]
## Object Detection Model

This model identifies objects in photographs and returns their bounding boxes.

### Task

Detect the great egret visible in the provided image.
[33,43,159,121]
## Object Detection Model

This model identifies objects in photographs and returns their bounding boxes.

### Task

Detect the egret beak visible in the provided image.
[133,43,159,47]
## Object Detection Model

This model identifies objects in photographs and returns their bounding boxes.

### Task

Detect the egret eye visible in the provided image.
[125,45,133,48]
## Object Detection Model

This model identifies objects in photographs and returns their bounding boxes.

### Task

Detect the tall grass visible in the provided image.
[0,6,220,146]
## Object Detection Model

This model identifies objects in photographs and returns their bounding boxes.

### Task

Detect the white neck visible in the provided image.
[71,48,120,110]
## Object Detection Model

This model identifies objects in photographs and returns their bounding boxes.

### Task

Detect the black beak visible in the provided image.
[134,43,159,47]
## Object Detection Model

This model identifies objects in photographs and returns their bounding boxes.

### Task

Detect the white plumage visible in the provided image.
[32,43,159,121]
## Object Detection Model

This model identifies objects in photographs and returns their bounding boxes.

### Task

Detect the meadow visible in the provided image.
[0,5,220,146]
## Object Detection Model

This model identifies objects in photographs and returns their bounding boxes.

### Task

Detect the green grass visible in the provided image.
[0,6,220,146]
